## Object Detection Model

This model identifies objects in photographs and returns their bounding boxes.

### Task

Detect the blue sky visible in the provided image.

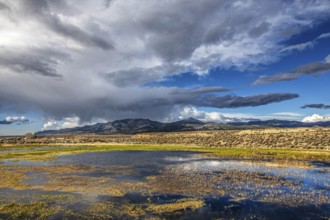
[0,0,330,135]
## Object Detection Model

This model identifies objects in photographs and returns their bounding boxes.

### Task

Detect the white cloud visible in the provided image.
[177,106,258,123]
[221,113,302,121]
[59,117,80,129]
[177,107,305,122]
[5,116,28,122]
[280,32,330,54]
[317,32,330,40]
[178,106,225,122]
[325,54,330,63]
[272,112,303,117]
[42,120,58,130]
[42,116,81,130]
[0,116,32,124]
[280,41,314,53]
[301,114,330,123]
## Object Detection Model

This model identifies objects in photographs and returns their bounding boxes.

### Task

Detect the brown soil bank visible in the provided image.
[1,128,329,150]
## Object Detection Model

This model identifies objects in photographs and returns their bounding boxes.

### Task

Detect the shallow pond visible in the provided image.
[0,151,329,219]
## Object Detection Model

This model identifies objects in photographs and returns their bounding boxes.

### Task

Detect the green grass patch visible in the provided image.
[0,144,329,162]
[0,202,57,219]
[146,198,205,214]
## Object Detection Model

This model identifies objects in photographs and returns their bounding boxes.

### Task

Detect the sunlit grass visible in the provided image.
[146,198,205,214]
[0,202,58,219]
[0,143,328,219]
[1,144,329,162]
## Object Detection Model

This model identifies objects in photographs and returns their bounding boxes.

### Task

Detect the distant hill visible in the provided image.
[35,118,330,136]
[227,119,330,128]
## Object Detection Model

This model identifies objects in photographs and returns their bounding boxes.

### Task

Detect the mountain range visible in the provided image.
[35,118,330,136]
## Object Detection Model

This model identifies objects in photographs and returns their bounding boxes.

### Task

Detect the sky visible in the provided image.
[0,0,330,135]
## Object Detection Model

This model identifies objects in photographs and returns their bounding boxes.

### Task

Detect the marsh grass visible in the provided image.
[0,195,205,219]
[146,198,204,214]
[1,144,329,162]
[0,170,29,189]
[39,194,76,202]
[0,146,329,219]
[0,202,57,219]
[0,142,329,219]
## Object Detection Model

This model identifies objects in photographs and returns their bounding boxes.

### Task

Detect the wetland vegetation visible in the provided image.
[0,146,329,219]
[0,129,329,219]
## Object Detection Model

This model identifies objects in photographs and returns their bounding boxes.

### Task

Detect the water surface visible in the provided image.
[0,150,329,219]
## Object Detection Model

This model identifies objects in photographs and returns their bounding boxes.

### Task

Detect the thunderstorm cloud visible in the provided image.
[0,0,329,122]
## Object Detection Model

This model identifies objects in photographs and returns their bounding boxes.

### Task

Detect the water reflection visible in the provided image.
[165,157,330,190]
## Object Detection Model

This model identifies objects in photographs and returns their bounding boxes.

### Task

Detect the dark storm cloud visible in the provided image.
[92,91,299,115]
[195,93,299,108]
[138,1,277,62]
[23,0,113,50]
[43,15,113,50]
[253,61,330,85]
[301,104,330,109]
[293,62,330,74]
[104,67,165,87]
[187,87,231,94]
[0,2,10,11]
[248,22,270,38]
[0,80,298,122]
[103,64,190,87]
[0,0,329,124]
[38,86,232,121]
[252,73,300,86]
[138,1,220,61]
[103,0,113,9]
[0,121,11,125]
[0,47,68,77]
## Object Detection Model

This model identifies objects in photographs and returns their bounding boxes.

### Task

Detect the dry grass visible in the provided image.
[0,170,28,189]
[132,128,330,149]
[1,128,329,150]
[0,202,58,219]
[146,198,204,214]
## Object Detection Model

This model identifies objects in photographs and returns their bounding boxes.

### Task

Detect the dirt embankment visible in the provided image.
[0,128,329,150]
